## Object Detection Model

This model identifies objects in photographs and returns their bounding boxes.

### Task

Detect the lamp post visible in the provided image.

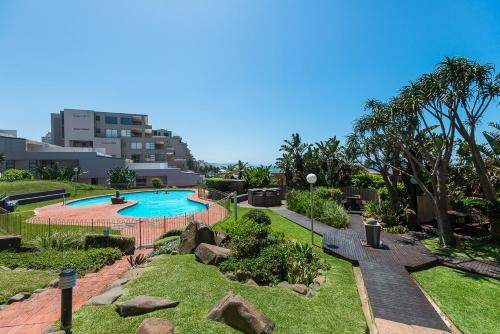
[306,173,317,246]
[73,167,79,197]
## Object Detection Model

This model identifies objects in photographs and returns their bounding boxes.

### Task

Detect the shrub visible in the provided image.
[286,242,329,285]
[314,187,342,203]
[159,228,184,239]
[225,219,271,258]
[319,201,349,228]
[219,243,287,285]
[127,253,147,268]
[362,200,405,227]
[451,197,498,211]
[152,237,180,256]
[243,166,272,189]
[151,177,163,189]
[202,178,245,194]
[0,248,122,275]
[348,174,385,189]
[0,169,33,182]
[154,236,180,250]
[362,201,380,219]
[84,235,135,255]
[33,232,84,251]
[107,167,136,189]
[242,209,271,225]
[384,225,409,234]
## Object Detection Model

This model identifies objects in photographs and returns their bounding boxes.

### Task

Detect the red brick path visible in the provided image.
[0,249,150,334]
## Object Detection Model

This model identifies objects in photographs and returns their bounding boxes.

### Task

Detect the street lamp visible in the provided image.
[73,167,79,196]
[306,173,317,246]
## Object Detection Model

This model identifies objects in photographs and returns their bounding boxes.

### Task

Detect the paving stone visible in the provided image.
[116,295,179,317]
[135,318,175,334]
[85,286,128,306]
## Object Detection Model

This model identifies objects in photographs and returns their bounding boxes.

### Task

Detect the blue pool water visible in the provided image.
[67,190,207,217]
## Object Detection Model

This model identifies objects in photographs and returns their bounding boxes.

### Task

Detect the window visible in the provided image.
[144,154,155,162]
[5,160,15,169]
[105,116,118,124]
[121,129,131,137]
[144,142,155,150]
[105,129,118,138]
[120,117,132,125]
[29,160,38,171]
[95,128,101,134]
[131,142,142,149]
[95,115,100,121]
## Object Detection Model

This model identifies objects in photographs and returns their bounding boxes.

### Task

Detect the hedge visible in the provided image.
[0,248,122,275]
[348,174,385,189]
[84,235,135,255]
[202,178,246,194]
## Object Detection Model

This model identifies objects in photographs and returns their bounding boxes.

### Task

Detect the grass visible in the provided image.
[413,266,500,334]
[0,269,57,304]
[71,207,366,334]
[421,237,500,262]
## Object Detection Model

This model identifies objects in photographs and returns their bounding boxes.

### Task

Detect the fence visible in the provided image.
[0,195,230,248]
[341,186,379,202]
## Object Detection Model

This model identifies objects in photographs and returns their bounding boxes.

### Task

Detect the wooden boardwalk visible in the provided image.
[271,208,451,333]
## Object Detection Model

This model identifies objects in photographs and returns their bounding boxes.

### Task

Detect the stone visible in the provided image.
[0,235,21,251]
[0,265,11,271]
[246,279,258,286]
[116,296,179,317]
[306,289,315,298]
[7,292,30,304]
[178,221,215,254]
[86,286,128,306]
[215,231,230,246]
[207,292,274,334]
[33,288,44,294]
[146,255,163,263]
[277,282,309,295]
[107,277,131,290]
[135,318,175,334]
[313,275,326,285]
[194,243,232,265]
[121,267,150,280]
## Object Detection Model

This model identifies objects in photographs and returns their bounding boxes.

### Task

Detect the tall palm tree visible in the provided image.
[235,160,248,180]
[279,133,310,187]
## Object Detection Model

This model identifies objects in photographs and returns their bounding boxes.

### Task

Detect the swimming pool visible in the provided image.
[67,190,207,218]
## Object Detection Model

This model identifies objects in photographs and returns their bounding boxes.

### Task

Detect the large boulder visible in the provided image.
[116,296,179,317]
[135,318,175,334]
[178,221,215,254]
[215,231,230,247]
[85,286,128,306]
[206,292,274,334]
[195,243,231,265]
[0,235,21,251]
[277,281,309,295]
[7,292,30,304]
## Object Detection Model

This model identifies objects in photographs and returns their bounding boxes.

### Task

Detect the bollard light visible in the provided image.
[59,268,77,333]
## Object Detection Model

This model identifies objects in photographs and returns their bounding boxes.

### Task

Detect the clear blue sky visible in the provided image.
[0,1,498,164]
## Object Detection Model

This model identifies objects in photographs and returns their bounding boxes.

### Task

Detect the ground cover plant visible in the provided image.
[0,248,122,275]
[286,187,349,228]
[421,237,500,262]
[0,269,57,304]
[70,207,366,334]
[413,266,500,334]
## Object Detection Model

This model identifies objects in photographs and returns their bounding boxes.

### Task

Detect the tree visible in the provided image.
[244,165,272,188]
[278,133,310,188]
[434,57,499,201]
[235,160,248,180]
[0,153,4,164]
[107,167,136,189]
[349,100,403,211]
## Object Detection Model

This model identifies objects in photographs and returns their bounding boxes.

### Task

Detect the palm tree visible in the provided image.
[279,133,310,188]
[235,160,248,180]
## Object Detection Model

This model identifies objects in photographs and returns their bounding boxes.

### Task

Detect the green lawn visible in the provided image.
[421,237,500,262]
[0,269,57,304]
[70,208,366,334]
[413,266,500,334]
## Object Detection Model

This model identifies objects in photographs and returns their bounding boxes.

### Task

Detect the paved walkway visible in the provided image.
[0,249,150,334]
[269,206,451,334]
[439,255,500,279]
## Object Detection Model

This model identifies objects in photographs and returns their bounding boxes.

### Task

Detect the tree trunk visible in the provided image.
[469,142,497,201]
[434,170,456,247]
[381,172,400,211]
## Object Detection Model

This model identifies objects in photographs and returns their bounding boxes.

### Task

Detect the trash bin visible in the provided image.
[364,218,381,247]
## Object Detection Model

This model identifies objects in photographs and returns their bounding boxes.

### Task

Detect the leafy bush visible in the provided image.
[225,219,272,258]
[451,197,498,211]
[0,169,33,182]
[127,253,147,268]
[362,201,380,219]
[348,174,385,189]
[287,188,349,228]
[202,178,245,194]
[84,235,135,255]
[242,209,271,225]
[286,242,329,285]
[154,236,180,250]
[314,187,342,203]
[243,165,272,189]
[384,225,409,234]
[159,228,184,239]
[0,248,122,275]
[151,177,163,189]
[107,167,136,189]
[362,200,405,227]
[152,237,180,256]
[33,232,84,251]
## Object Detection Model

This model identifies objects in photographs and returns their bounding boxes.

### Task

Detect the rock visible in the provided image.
[41,326,66,334]
[121,267,150,280]
[178,221,215,254]
[48,279,59,288]
[86,286,128,306]
[277,282,309,295]
[215,231,230,246]
[313,275,326,285]
[7,292,30,304]
[246,279,258,286]
[0,235,21,251]
[135,318,175,334]
[0,265,11,271]
[306,289,315,298]
[146,255,163,263]
[194,243,231,265]
[116,296,179,317]
[33,288,44,294]
[107,277,131,290]
[207,292,274,334]
[309,282,320,291]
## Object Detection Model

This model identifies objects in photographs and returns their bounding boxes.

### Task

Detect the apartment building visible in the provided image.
[51,109,193,170]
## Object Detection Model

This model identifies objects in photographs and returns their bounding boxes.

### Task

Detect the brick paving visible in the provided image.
[439,256,500,279]
[0,249,150,334]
